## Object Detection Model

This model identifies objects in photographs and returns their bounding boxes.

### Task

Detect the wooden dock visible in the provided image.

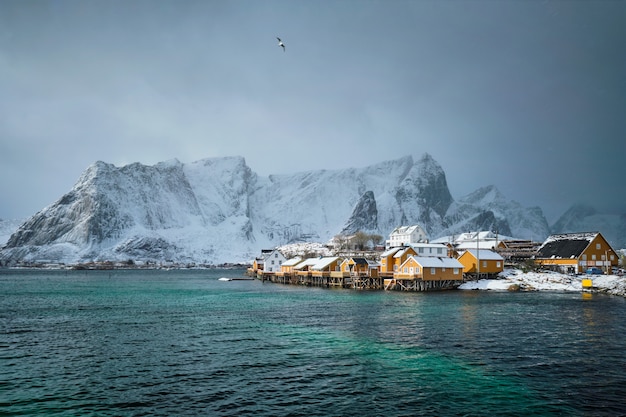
[248,268,461,292]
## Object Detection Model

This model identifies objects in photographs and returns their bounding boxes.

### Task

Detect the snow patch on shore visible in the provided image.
[459,268,626,297]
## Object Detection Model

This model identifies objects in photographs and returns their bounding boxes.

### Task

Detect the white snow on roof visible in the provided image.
[462,249,504,261]
[281,257,302,266]
[393,247,413,258]
[293,257,321,270]
[456,241,501,250]
[409,256,463,269]
[312,256,340,270]
[381,247,402,257]
[544,232,598,244]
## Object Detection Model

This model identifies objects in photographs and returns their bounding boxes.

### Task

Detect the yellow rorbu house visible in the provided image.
[311,257,342,277]
[394,256,464,281]
[339,257,379,278]
[457,249,504,277]
[386,255,464,291]
[534,232,618,274]
[379,246,417,276]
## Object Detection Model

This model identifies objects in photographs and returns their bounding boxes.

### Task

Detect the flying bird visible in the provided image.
[276,37,285,52]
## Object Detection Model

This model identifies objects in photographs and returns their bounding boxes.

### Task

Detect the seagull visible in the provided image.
[276,37,285,52]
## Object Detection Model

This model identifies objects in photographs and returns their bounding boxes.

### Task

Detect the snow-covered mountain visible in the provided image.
[0,218,24,247]
[1,154,553,265]
[551,204,626,249]
[442,185,550,242]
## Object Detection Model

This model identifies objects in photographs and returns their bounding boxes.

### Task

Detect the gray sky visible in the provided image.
[1,0,625,223]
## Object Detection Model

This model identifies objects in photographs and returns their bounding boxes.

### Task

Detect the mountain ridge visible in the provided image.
[1,154,622,265]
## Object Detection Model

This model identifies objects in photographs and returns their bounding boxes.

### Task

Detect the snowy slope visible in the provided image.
[443,185,550,241]
[0,218,23,246]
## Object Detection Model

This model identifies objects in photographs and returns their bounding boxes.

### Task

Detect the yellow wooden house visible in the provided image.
[311,256,343,277]
[394,256,464,281]
[340,257,379,278]
[379,246,417,276]
[534,232,618,274]
[458,249,504,276]
[280,257,302,273]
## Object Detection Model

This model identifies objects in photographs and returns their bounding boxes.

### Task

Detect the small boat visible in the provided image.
[218,277,232,282]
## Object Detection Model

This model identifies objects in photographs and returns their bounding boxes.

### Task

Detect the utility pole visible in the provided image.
[476,230,480,279]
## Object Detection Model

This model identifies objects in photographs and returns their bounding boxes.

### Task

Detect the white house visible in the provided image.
[262,249,287,273]
[386,225,428,248]
[410,242,450,257]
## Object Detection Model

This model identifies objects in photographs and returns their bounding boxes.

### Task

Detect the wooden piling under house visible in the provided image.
[385,256,464,291]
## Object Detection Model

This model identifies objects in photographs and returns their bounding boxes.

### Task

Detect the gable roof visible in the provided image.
[282,257,303,267]
[536,232,598,259]
[403,256,463,269]
[390,225,424,236]
[293,257,320,270]
[349,257,369,265]
[311,256,340,271]
[261,248,285,260]
[393,247,415,258]
[381,247,402,257]
[461,249,504,261]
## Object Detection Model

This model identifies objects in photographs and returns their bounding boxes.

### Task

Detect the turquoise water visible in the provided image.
[2,269,626,416]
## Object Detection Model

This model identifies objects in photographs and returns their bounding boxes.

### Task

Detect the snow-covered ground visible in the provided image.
[459,268,626,297]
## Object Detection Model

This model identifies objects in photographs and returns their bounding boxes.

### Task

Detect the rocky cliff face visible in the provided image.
[340,191,379,235]
[1,154,554,265]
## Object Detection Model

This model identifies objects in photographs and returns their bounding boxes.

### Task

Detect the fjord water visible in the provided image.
[2,269,625,416]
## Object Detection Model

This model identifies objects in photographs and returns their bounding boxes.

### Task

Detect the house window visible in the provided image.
[442,267,446,272]
[394,265,398,271]
[404,267,408,273]
[271,260,275,265]
[582,254,587,261]
[611,254,615,261]
[482,261,487,268]
[601,255,606,261]
[453,268,459,274]
[437,248,442,254]
[592,254,596,261]
[410,267,414,274]
[596,243,601,250]
[430,268,436,275]
[418,248,424,253]
[275,253,278,258]
[496,261,501,268]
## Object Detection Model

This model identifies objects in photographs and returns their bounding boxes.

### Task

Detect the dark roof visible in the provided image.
[350,257,369,265]
[536,239,590,259]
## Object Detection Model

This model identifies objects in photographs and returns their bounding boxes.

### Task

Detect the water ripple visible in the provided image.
[2,270,625,416]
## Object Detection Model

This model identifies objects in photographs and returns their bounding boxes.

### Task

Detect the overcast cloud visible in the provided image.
[1,0,624,223]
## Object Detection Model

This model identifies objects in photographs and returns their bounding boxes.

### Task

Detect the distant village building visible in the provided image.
[386,225,428,248]
[534,232,618,274]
